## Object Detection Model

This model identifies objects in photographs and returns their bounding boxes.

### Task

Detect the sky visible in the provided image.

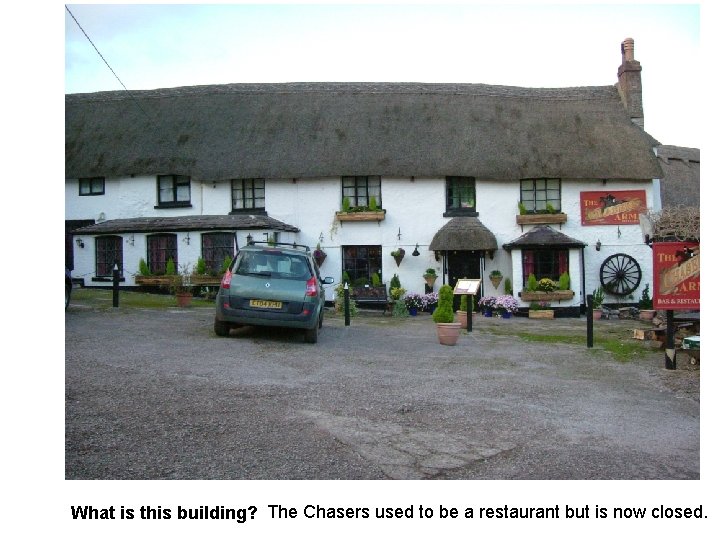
[64,2,702,148]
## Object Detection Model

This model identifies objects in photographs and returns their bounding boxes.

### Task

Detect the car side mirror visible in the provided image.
[322,277,335,285]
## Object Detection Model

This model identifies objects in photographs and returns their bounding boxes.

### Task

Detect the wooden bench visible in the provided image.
[351,285,392,314]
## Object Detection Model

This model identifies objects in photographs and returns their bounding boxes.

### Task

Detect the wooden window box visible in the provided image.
[134,275,178,287]
[190,275,221,286]
[528,310,555,319]
[335,210,386,223]
[520,290,575,302]
[516,213,568,226]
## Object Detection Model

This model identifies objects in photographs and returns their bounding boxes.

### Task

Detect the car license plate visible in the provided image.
[249,299,282,309]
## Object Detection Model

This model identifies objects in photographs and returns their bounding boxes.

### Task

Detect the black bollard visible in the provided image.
[466,294,473,332]
[344,282,350,327]
[586,294,593,348]
[665,309,676,370]
[112,263,120,308]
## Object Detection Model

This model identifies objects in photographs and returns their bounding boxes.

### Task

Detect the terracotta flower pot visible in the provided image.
[455,310,474,329]
[593,309,603,320]
[176,292,193,307]
[435,322,461,346]
[639,310,656,321]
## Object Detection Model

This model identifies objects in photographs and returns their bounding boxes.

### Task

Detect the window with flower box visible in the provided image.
[147,234,178,275]
[522,249,568,286]
[202,232,235,273]
[95,236,123,277]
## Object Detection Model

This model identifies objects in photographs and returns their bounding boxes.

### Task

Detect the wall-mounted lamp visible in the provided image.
[183,232,191,245]
[75,238,85,249]
[127,234,135,246]
[595,240,602,251]
[617,226,622,239]
[246,234,254,245]
[412,244,420,257]
[397,228,402,241]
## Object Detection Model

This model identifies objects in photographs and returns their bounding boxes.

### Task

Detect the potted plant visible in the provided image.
[169,263,194,307]
[456,293,474,329]
[432,284,461,345]
[489,270,503,289]
[494,294,519,319]
[404,292,424,316]
[391,248,405,267]
[537,277,557,292]
[422,291,439,314]
[591,287,605,319]
[423,268,438,289]
[528,301,554,319]
[478,296,496,317]
[638,283,655,320]
[313,243,327,267]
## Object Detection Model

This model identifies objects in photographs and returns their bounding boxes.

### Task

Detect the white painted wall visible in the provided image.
[67,175,655,305]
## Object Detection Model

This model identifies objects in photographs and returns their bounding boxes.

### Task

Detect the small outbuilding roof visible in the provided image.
[429,217,498,252]
[502,225,586,249]
[72,214,299,235]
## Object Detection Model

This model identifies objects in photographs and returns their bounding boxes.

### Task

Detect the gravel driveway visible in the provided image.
[65,305,700,479]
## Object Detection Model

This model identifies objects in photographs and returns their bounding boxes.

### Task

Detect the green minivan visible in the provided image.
[214,242,335,343]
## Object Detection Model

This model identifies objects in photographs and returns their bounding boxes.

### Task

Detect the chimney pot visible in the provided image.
[621,38,635,63]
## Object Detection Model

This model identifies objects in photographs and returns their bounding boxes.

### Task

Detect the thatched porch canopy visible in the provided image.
[502,225,586,249]
[429,217,498,252]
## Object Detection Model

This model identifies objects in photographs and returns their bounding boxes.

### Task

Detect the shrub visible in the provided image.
[432,285,455,323]
[518,201,527,215]
[342,271,351,285]
[504,277,512,294]
[342,197,351,212]
[334,283,358,317]
[638,283,653,310]
[221,255,233,273]
[196,257,207,275]
[558,272,570,290]
[537,278,557,292]
[527,273,538,292]
[138,258,151,276]
[459,294,474,312]
[369,196,378,211]
[165,258,176,275]
[371,273,382,287]
[592,287,605,309]
[390,274,401,290]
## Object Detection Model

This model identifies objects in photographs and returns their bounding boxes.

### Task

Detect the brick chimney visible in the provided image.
[617,38,644,129]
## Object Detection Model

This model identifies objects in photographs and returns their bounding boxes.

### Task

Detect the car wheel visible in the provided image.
[214,320,231,337]
[65,284,71,310]
[304,320,319,344]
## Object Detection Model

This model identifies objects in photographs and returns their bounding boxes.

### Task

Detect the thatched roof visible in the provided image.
[502,225,586,249]
[72,214,299,235]
[66,82,662,181]
[656,145,700,208]
[429,217,498,251]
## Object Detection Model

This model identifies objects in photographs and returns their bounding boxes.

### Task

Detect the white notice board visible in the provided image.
[453,279,481,296]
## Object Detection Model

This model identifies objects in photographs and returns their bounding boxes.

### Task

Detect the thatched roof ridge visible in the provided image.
[502,225,586,249]
[429,217,498,251]
[73,214,299,235]
[66,81,662,181]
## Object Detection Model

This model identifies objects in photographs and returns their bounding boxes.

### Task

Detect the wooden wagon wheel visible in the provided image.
[599,253,642,296]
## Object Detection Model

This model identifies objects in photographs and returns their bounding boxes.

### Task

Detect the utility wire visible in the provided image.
[66,5,154,122]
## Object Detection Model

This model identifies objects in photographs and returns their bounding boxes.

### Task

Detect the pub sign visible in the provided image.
[652,242,700,310]
[580,190,646,226]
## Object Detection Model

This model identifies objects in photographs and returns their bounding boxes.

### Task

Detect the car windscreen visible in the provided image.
[234,251,312,280]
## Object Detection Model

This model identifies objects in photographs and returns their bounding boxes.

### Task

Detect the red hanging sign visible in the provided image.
[580,190,647,225]
[652,242,700,310]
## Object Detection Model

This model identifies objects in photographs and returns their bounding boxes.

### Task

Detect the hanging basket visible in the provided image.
[392,248,405,267]
[490,275,503,289]
[313,251,327,267]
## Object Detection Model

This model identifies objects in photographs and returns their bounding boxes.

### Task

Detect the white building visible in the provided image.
[65,38,662,314]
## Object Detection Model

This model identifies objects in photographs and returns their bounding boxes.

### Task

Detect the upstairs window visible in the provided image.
[520,179,561,213]
[79,177,105,196]
[232,178,265,212]
[147,234,178,275]
[95,236,123,277]
[445,176,476,215]
[157,175,191,207]
[342,176,382,209]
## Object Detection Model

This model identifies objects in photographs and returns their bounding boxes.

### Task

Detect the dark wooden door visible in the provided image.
[447,250,483,311]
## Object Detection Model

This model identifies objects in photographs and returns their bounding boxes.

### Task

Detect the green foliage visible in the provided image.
[334,283,358,317]
[371,272,382,287]
[545,202,557,214]
[390,287,406,301]
[369,196,378,211]
[196,257,207,275]
[342,271,351,285]
[138,258,151,276]
[459,294,474,312]
[221,255,232,273]
[432,285,455,324]
[353,277,369,288]
[342,197,351,212]
[592,287,605,309]
[390,274,402,290]
[424,268,437,276]
[392,299,409,318]
[518,201,528,215]
[504,278,512,294]
[537,278,557,292]
[165,258,176,275]
[638,283,653,310]
[526,273,538,292]
[558,272,570,291]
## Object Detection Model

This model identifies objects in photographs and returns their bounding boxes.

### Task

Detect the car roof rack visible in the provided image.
[247,240,311,252]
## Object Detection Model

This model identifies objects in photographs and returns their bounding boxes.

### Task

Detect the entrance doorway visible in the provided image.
[446,250,484,311]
